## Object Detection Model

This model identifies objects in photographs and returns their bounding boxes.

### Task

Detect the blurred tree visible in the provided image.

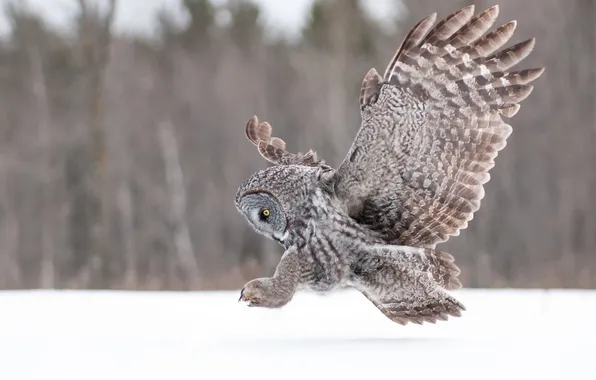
[178,0,216,50]
[1,3,57,287]
[0,0,591,290]
[302,0,379,56]
[73,0,117,288]
[295,0,386,169]
[225,0,263,50]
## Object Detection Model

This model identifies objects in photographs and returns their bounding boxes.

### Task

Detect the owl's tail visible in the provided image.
[423,249,462,290]
[354,245,466,325]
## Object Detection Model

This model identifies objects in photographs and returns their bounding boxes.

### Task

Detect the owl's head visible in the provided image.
[235,165,324,244]
[235,190,288,243]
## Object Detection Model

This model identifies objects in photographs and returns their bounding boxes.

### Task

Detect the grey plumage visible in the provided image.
[235,5,543,325]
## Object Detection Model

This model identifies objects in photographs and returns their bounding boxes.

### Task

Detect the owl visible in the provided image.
[235,5,543,325]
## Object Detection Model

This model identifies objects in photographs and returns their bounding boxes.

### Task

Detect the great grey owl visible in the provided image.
[235,5,543,325]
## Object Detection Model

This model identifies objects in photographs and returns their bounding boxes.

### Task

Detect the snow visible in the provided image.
[0,289,593,380]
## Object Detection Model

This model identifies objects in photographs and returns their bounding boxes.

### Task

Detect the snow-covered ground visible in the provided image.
[0,289,592,380]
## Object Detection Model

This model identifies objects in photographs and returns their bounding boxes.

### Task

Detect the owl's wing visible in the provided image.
[245,115,328,168]
[333,5,544,246]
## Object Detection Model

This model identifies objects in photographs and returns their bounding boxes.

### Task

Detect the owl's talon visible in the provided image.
[245,297,260,307]
[239,287,261,306]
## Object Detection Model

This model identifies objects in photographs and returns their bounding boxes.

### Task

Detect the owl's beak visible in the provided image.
[238,287,245,302]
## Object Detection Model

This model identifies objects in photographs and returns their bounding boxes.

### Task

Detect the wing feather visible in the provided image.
[334,5,544,247]
[420,5,475,47]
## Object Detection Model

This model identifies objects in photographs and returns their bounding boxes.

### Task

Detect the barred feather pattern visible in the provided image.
[350,245,465,325]
[336,4,544,247]
[235,5,543,327]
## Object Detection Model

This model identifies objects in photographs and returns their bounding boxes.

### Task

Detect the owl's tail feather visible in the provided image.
[360,287,465,325]
[386,292,466,325]
[355,245,465,325]
[424,249,462,290]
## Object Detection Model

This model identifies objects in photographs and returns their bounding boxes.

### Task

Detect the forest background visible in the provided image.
[0,0,593,290]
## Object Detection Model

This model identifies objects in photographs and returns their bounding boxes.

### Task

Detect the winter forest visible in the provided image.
[0,0,593,290]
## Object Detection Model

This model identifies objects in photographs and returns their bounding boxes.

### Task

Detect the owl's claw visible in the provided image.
[238,287,255,306]
[238,287,262,307]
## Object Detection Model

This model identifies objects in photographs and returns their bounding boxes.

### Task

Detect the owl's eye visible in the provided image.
[260,208,271,220]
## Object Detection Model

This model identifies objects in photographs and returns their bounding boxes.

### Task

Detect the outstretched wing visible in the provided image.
[245,115,328,168]
[334,5,544,247]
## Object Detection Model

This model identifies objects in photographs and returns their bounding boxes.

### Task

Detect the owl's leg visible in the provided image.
[239,247,304,308]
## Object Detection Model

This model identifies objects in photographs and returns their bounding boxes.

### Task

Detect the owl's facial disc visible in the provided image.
[237,191,288,242]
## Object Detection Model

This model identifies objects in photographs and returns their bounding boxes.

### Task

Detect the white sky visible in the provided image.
[0,0,397,38]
